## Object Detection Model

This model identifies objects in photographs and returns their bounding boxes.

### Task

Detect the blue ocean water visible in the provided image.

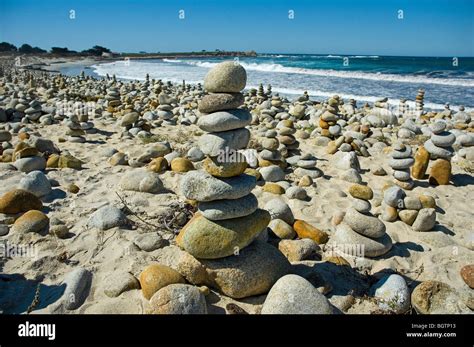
[84,54,474,109]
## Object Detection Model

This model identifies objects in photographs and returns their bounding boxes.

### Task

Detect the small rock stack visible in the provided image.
[382,186,437,231]
[178,61,271,259]
[424,121,455,185]
[331,184,392,258]
[257,83,266,101]
[319,96,341,139]
[66,113,86,143]
[277,119,298,154]
[415,89,425,116]
[389,143,414,190]
[260,129,284,168]
[399,98,407,117]
[106,86,121,111]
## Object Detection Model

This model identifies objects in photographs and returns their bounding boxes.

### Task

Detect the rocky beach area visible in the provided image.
[0,56,473,315]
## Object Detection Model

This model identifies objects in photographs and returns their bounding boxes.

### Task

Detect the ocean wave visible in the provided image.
[90,61,473,110]
[163,58,183,63]
[178,60,474,87]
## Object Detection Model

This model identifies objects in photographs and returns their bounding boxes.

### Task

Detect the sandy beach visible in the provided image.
[0,53,473,317]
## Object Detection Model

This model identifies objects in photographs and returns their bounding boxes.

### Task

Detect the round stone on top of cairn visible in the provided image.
[178,61,270,259]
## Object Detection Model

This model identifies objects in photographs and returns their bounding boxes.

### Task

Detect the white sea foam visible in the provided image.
[90,60,473,111]
[178,60,474,87]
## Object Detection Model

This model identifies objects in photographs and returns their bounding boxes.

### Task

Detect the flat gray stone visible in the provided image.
[424,139,453,159]
[197,109,251,132]
[198,92,244,113]
[344,208,386,238]
[198,193,258,220]
[331,223,392,258]
[389,158,414,170]
[180,171,256,202]
[431,132,455,147]
[134,233,165,251]
[14,157,46,173]
[198,128,250,156]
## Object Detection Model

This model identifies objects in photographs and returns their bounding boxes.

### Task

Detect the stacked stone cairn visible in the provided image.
[178,61,271,259]
[319,96,342,139]
[399,98,407,117]
[424,121,455,185]
[65,113,86,143]
[415,89,425,117]
[257,83,266,101]
[389,143,415,190]
[382,186,437,231]
[331,184,392,258]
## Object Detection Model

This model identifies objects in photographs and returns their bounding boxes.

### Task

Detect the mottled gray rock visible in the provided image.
[331,223,392,258]
[260,165,285,182]
[119,169,164,193]
[198,193,258,220]
[261,274,332,314]
[198,92,244,113]
[186,147,205,162]
[201,240,291,299]
[344,208,386,238]
[18,171,51,197]
[431,132,455,147]
[384,186,406,208]
[14,157,46,173]
[371,274,410,313]
[87,205,128,230]
[412,208,436,231]
[62,268,92,310]
[352,198,371,213]
[264,198,295,225]
[148,284,207,314]
[134,233,165,251]
[103,272,140,298]
[198,128,250,156]
[204,61,247,93]
[424,139,453,159]
[197,109,251,132]
[181,171,256,202]
[285,186,307,200]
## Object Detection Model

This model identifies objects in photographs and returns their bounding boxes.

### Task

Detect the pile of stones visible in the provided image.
[179,61,270,259]
[331,184,392,258]
[382,186,437,231]
[424,121,455,185]
[389,143,415,190]
[415,89,425,116]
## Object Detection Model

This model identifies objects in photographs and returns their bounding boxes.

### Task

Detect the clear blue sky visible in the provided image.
[1,0,473,56]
